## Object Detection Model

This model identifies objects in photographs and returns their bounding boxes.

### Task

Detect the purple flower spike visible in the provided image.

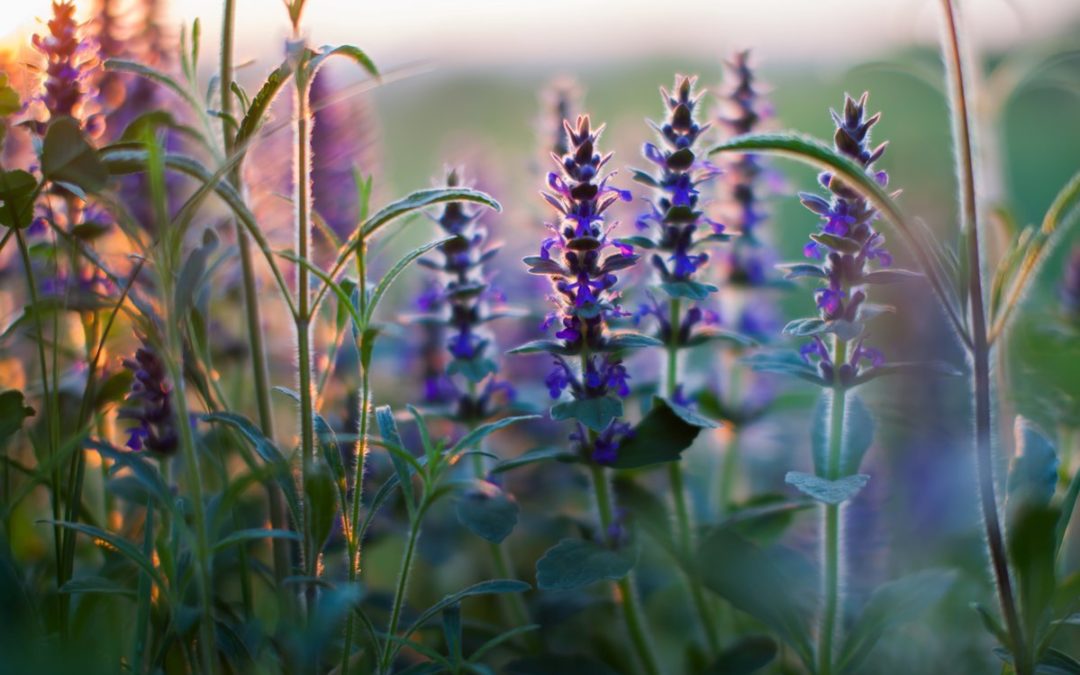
[118,339,178,455]
[32,1,102,134]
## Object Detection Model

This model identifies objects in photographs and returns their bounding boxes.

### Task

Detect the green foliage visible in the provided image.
[784,471,870,505]
[535,538,636,591]
[704,636,778,675]
[611,397,716,469]
[455,478,519,543]
[41,117,108,193]
[550,396,622,432]
[811,391,874,476]
[0,170,38,229]
[0,390,34,447]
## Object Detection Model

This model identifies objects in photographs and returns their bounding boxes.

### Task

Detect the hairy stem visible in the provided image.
[219,0,290,592]
[939,1,1027,671]
[589,464,662,675]
[341,364,372,675]
[665,298,720,655]
[380,509,423,674]
[818,338,848,675]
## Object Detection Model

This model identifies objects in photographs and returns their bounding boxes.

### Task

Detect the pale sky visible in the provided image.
[2,0,1079,69]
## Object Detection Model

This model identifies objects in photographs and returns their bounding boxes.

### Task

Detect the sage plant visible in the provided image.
[783,92,895,675]
[520,115,661,675]
[629,74,728,655]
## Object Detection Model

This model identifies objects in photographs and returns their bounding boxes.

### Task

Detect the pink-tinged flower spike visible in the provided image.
[31,1,103,136]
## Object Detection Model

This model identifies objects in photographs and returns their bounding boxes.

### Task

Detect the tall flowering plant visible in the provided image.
[514,115,662,675]
[626,74,736,656]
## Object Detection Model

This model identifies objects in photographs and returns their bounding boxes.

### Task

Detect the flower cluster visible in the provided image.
[632,76,726,286]
[417,169,514,423]
[118,339,178,454]
[524,115,638,463]
[32,1,103,136]
[716,52,783,340]
[790,93,899,386]
[627,76,730,361]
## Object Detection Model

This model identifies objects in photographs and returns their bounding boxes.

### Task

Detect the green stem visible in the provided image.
[219,0,290,593]
[15,229,63,605]
[938,2,1027,671]
[380,509,423,674]
[665,298,720,655]
[341,365,372,675]
[589,465,662,675]
[133,499,154,674]
[164,296,216,674]
[818,338,848,675]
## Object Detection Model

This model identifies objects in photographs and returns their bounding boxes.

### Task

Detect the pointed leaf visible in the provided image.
[550,397,621,433]
[0,170,38,229]
[455,479,519,543]
[41,117,108,193]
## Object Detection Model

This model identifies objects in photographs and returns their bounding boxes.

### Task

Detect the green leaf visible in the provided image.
[174,228,219,317]
[455,479,519,544]
[863,269,922,284]
[59,576,136,598]
[704,636,778,675]
[211,528,300,554]
[450,415,538,457]
[200,411,301,525]
[0,390,35,447]
[603,331,663,351]
[777,262,827,280]
[235,60,292,152]
[447,356,498,383]
[306,44,379,81]
[550,396,622,433]
[659,280,717,301]
[105,59,202,117]
[1009,505,1059,645]
[611,397,714,469]
[810,231,862,254]
[41,117,108,193]
[836,569,956,673]
[1007,417,1059,517]
[399,579,530,649]
[697,528,815,665]
[685,327,756,349]
[44,521,166,592]
[360,188,500,240]
[784,471,870,505]
[364,236,452,325]
[492,446,577,473]
[376,405,415,513]
[0,170,38,229]
[119,110,180,142]
[535,538,635,591]
[742,350,825,386]
[304,459,337,553]
[1037,649,1080,675]
[508,339,573,356]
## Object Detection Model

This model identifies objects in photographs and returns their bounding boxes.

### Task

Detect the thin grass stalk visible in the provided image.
[341,362,371,675]
[219,0,291,595]
[939,1,1027,670]
[664,298,720,655]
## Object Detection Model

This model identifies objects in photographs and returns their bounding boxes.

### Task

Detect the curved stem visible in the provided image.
[590,465,662,675]
[818,339,848,675]
[938,2,1027,671]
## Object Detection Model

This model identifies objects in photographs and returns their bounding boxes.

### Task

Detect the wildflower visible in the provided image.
[117,339,178,455]
[32,1,103,135]
[522,115,638,464]
[417,169,513,423]
[788,93,898,385]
